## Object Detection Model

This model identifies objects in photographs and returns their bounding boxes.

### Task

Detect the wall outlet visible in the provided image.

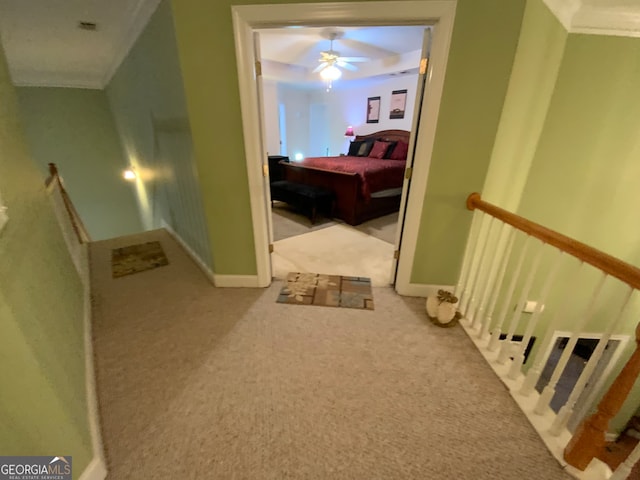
[523,300,544,313]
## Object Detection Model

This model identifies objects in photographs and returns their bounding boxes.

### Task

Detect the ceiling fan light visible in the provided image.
[320,65,342,81]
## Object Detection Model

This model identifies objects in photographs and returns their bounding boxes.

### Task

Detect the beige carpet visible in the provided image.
[272,203,398,245]
[272,224,394,287]
[91,229,571,480]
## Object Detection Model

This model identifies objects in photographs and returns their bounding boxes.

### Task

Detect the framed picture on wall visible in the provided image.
[389,89,407,119]
[367,96,381,123]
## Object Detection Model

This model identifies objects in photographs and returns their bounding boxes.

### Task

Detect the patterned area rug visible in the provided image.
[277,272,374,310]
[112,241,169,278]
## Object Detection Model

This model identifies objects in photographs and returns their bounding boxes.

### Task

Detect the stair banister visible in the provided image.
[564,321,640,470]
[45,163,91,244]
[549,287,634,436]
[472,222,509,334]
[465,192,640,471]
[466,193,640,290]
[507,251,563,380]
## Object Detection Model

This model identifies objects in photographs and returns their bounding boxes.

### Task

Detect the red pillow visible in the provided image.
[389,140,409,160]
[368,140,392,159]
[388,140,409,160]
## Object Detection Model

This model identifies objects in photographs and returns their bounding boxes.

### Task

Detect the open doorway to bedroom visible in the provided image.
[257,25,429,286]
[231,1,456,290]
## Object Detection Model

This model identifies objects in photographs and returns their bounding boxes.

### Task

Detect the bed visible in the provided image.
[280,129,410,225]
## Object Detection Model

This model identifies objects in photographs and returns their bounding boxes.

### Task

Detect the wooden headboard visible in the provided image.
[355,129,410,144]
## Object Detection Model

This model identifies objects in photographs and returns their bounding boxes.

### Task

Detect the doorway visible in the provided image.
[259,26,427,286]
[231,1,456,291]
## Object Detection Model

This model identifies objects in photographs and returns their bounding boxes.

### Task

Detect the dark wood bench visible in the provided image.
[270,180,335,224]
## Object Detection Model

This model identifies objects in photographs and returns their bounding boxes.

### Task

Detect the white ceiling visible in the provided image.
[0,0,639,90]
[258,26,427,85]
[0,0,160,88]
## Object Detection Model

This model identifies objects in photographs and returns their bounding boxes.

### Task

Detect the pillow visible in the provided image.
[347,140,363,157]
[388,140,409,160]
[356,139,375,157]
[368,140,393,159]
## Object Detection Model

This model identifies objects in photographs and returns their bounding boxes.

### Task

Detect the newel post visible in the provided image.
[564,321,640,470]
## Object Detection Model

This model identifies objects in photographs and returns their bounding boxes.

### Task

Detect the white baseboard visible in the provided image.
[213,274,261,288]
[396,283,455,298]
[160,222,215,285]
[79,456,107,480]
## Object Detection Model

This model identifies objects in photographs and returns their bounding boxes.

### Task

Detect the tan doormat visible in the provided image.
[277,272,374,310]
[112,241,169,278]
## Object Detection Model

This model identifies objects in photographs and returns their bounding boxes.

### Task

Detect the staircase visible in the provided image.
[456,193,640,479]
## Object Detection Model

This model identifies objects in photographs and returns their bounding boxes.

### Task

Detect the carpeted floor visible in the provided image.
[91,229,571,480]
[272,202,398,245]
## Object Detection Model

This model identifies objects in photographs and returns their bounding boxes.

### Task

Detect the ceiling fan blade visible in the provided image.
[338,56,369,63]
[337,61,358,71]
[312,62,329,73]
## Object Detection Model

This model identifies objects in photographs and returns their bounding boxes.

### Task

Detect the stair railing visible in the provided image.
[45,163,90,244]
[457,192,640,477]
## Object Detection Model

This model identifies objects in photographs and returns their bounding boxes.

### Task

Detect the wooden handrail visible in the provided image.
[46,163,91,244]
[467,192,640,290]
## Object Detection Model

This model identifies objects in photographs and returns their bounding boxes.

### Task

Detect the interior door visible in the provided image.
[253,31,275,274]
[390,27,433,284]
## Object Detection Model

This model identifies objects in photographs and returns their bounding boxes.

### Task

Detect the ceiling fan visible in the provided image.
[313,32,369,81]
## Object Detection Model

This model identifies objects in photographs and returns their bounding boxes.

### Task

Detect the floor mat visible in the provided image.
[111,241,169,278]
[277,272,374,310]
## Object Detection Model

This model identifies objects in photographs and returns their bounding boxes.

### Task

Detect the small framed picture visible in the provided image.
[389,89,407,119]
[367,96,380,123]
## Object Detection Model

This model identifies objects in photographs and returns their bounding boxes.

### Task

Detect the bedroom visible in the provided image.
[256,26,428,285]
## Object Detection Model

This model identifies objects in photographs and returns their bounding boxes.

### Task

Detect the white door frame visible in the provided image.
[232,1,457,291]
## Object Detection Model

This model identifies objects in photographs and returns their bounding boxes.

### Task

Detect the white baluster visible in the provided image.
[479,228,516,342]
[455,211,483,300]
[534,271,608,415]
[487,235,532,352]
[473,221,510,334]
[465,216,496,324]
[498,240,545,365]
[520,262,585,397]
[461,213,491,315]
[508,250,564,380]
[610,438,640,480]
[549,286,634,435]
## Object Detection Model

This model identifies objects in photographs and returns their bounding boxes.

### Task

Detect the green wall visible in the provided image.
[410,0,526,284]
[15,87,142,241]
[514,31,640,432]
[481,0,567,210]
[0,45,91,478]
[107,0,213,268]
[170,0,526,278]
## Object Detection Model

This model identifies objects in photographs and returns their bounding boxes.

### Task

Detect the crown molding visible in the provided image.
[100,0,162,88]
[543,0,640,38]
[12,69,104,90]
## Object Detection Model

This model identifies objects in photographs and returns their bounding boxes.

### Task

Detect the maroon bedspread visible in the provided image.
[296,156,406,200]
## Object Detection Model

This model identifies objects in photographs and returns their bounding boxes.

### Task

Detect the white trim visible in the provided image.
[541,0,579,31]
[160,222,215,285]
[11,75,103,90]
[543,0,640,38]
[78,457,107,480]
[213,274,261,288]
[396,283,455,298]
[100,0,162,87]
[232,1,457,294]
